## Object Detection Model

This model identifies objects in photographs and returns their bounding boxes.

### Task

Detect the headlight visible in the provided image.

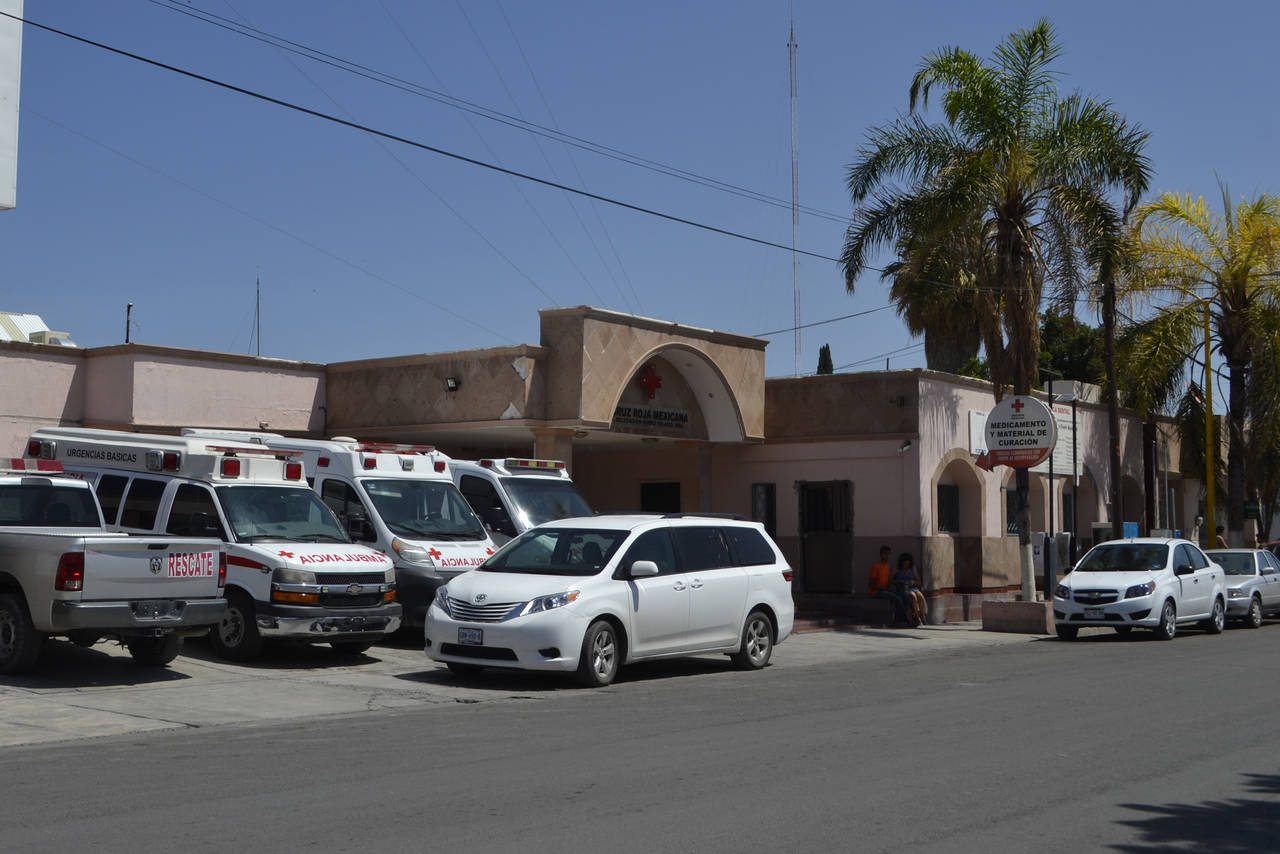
[519,589,580,617]
[1124,581,1156,599]
[1228,588,1246,599]
[433,585,451,616]
[1054,584,1071,600]
[272,568,316,585]
[393,538,436,567]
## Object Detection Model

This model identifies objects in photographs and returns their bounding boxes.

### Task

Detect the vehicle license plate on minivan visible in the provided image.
[458,628,483,645]
[1084,607,1104,620]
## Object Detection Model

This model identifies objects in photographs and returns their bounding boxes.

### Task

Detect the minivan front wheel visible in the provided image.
[731,610,774,670]
[576,620,619,687]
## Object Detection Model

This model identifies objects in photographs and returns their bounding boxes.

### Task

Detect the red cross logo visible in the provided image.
[1011,398,1025,413]
[428,547,443,561]
[639,364,662,399]
[485,548,494,556]
[277,550,295,559]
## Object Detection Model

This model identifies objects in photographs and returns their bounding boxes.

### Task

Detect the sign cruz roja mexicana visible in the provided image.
[976,395,1057,470]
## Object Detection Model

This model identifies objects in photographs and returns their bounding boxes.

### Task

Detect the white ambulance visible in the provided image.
[451,458,593,545]
[25,427,400,660]
[181,431,495,629]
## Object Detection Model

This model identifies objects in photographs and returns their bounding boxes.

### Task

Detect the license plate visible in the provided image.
[1084,607,1104,620]
[133,600,176,620]
[458,627,483,645]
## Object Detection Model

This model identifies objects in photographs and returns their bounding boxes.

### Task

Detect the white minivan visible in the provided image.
[425,514,795,687]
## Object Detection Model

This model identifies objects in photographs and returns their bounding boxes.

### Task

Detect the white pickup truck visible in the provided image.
[0,460,226,674]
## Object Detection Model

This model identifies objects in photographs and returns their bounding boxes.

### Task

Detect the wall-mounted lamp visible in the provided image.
[898,439,913,454]
[444,376,462,392]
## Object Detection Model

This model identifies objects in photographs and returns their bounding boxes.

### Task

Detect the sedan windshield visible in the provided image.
[482,528,628,576]
[362,479,487,541]
[217,485,349,543]
[1075,543,1168,573]
[501,478,593,527]
[1206,552,1257,576]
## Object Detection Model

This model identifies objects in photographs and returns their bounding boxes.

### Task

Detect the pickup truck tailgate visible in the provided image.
[80,536,223,601]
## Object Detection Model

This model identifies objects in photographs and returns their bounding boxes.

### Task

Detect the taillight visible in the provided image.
[221,458,241,477]
[162,451,181,471]
[218,553,227,588]
[363,458,376,470]
[479,459,494,468]
[434,461,446,473]
[318,456,330,468]
[27,439,54,459]
[26,439,40,457]
[55,552,85,591]
[285,462,302,480]
[782,568,794,583]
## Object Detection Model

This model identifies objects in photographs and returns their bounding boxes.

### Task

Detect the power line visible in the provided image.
[11,10,846,265]
[141,0,853,226]
[754,304,894,337]
[834,342,925,371]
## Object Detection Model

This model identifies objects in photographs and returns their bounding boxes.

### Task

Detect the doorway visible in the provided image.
[798,480,853,593]
[641,481,681,513]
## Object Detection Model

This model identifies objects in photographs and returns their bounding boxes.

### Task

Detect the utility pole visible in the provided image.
[788,15,800,377]
[125,302,132,344]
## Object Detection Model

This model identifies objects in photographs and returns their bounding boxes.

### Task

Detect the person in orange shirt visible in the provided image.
[869,544,908,624]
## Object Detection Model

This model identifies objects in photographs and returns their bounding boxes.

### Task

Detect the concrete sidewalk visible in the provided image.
[0,622,1042,749]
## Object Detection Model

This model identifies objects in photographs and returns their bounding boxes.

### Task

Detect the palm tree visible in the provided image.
[841,19,1150,596]
[1128,187,1280,544]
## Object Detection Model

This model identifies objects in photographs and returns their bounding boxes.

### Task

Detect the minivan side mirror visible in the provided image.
[629,560,660,578]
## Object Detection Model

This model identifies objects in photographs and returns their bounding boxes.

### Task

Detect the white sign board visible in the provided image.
[982,395,1056,469]
[1030,402,1081,478]
[968,410,988,456]
[0,0,20,210]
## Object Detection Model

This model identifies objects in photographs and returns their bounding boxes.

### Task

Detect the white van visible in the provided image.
[182,431,494,629]
[26,428,400,660]
[451,458,592,545]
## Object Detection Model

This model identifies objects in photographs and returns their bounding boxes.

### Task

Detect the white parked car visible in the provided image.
[425,514,795,686]
[1054,538,1226,641]
[1205,548,1280,628]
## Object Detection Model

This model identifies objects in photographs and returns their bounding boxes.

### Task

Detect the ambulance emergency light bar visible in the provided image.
[479,458,567,471]
[316,441,446,473]
[204,445,304,480]
[4,458,63,473]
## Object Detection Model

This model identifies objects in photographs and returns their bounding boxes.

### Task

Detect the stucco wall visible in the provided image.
[766,371,918,439]
[0,342,85,455]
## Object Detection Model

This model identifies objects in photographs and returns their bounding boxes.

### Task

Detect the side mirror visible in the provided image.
[629,560,660,578]
[1175,562,1193,576]
[347,517,375,542]
[189,512,219,537]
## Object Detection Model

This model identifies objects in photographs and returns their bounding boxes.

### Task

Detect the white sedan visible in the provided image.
[1054,538,1226,641]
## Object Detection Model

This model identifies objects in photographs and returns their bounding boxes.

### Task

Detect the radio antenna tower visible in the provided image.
[788,13,800,376]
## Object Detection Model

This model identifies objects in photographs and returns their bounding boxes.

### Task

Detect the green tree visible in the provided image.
[1038,308,1105,384]
[840,19,1150,595]
[816,343,834,375]
[1125,187,1280,544]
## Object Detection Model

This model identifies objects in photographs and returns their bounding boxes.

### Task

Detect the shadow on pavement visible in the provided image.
[178,636,394,670]
[0,639,191,688]
[394,653,741,693]
[1109,771,1280,852]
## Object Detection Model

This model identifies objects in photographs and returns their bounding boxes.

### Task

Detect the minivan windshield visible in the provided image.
[1206,551,1257,575]
[217,485,349,543]
[362,479,487,541]
[501,478,593,527]
[1075,543,1168,573]
[482,528,627,576]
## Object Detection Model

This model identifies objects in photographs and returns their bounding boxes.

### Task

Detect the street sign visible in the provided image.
[978,395,1057,469]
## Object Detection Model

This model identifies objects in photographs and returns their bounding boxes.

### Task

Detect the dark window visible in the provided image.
[1006,489,1018,536]
[1186,544,1209,569]
[937,483,960,533]
[320,478,365,524]
[459,475,516,539]
[725,526,777,566]
[1062,492,1075,536]
[640,481,681,513]
[119,478,167,530]
[751,483,777,539]
[0,484,100,526]
[95,474,128,525]
[618,528,678,576]
[166,483,225,538]
[671,526,732,571]
[1174,544,1194,570]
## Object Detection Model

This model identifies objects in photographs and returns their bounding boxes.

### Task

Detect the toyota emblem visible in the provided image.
[149,556,163,575]
[475,593,488,603]
[347,583,363,594]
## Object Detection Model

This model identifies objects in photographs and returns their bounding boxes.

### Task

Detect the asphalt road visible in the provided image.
[2,622,1278,853]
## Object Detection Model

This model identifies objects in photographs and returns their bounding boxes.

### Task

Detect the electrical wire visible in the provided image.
[754,304,894,337]
[9,10,846,265]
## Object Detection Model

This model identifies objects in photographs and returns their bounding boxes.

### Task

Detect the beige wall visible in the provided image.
[0,341,84,455]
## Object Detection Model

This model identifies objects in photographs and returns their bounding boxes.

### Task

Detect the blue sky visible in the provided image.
[3,1,1277,377]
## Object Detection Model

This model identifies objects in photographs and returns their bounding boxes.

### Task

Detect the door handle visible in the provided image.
[689,579,704,589]
[672,581,687,591]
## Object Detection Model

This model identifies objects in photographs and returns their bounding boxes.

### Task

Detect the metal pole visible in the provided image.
[1071,397,1079,564]
[125,302,133,344]
[1204,299,1215,547]
[1046,378,1055,598]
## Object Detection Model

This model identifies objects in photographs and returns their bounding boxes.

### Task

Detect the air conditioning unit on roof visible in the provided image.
[28,330,76,347]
